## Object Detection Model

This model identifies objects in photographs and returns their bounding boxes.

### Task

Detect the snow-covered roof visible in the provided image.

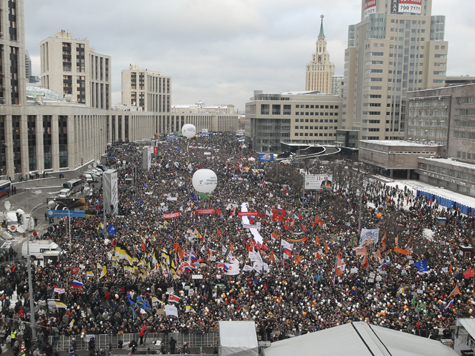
[26,86,66,102]
[360,140,440,147]
[420,156,475,169]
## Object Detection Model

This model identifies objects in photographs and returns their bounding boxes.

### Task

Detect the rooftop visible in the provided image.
[360,140,440,147]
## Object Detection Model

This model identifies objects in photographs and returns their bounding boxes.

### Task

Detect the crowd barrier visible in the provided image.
[416,190,474,215]
[49,332,219,352]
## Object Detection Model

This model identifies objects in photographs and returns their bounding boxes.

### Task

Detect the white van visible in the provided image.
[22,240,62,260]
[58,188,71,198]
[4,211,19,233]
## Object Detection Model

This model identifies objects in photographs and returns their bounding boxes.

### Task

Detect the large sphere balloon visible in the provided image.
[192,169,217,193]
[182,124,197,139]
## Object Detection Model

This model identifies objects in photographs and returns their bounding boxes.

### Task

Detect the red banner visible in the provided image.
[163,212,181,219]
[195,209,216,215]
[238,212,260,217]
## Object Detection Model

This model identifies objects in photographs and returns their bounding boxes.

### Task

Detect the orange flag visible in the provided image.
[315,236,320,244]
[315,216,323,226]
[217,229,222,236]
[448,285,462,299]
[295,255,302,264]
[311,221,315,227]
[362,254,369,268]
[336,249,342,267]
[335,267,344,276]
[316,251,322,259]
[270,251,276,263]
[373,249,381,259]
[381,233,387,251]
[395,234,399,248]
[450,263,453,274]
[229,243,234,252]
[394,247,409,256]
[324,241,329,253]
[272,232,277,240]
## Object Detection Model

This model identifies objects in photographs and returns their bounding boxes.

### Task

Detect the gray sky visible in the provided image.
[25,0,475,112]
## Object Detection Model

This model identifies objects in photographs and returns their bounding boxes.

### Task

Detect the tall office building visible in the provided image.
[121,65,171,113]
[341,0,448,143]
[40,30,111,109]
[0,0,26,106]
[305,15,335,94]
[25,50,32,82]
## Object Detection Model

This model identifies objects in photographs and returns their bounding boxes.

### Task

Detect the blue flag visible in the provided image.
[414,259,428,274]
[136,295,150,310]
[143,182,147,189]
[107,224,116,236]
[138,199,143,207]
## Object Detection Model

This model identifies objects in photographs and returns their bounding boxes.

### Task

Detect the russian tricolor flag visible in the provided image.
[71,280,83,288]
[445,299,454,311]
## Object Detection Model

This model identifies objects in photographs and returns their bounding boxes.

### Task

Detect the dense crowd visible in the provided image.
[1,133,475,354]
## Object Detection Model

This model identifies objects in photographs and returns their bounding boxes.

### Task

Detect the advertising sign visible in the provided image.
[47,210,86,218]
[258,153,274,162]
[364,0,377,18]
[304,174,333,190]
[236,130,245,136]
[391,0,421,14]
[103,169,118,216]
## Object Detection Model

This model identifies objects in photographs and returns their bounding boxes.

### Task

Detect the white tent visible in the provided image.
[262,322,457,356]
[219,321,258,356]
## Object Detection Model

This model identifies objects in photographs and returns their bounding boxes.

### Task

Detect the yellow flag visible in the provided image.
[100,265,107,279]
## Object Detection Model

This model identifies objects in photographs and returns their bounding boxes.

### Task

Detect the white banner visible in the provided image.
[165,304,178,317]
[304,174,333,190]
[359,228,380,246]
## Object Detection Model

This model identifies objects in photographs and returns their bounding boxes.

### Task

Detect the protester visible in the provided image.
[2,133,474,352]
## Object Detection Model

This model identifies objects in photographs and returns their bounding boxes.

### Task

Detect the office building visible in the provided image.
[341,0,448,144]
[121,65,171,113]
[332,75,344,97]
[40,30,111,109]
[305,15,335,94]
[245,90,342,153]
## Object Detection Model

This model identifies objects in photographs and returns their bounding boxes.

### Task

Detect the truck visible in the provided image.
[22,240,62,260]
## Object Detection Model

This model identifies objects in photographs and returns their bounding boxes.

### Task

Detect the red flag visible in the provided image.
[302,225,307,232]
[284,224,289,230]
[464,268,475,279]
[282,208,286,216]
[450,263,453,275]
[448,285,462,299]
[303,236,309,242]
[217,229,222,236]
[324,241,329,253]
[168,294,180,303]
[216,209,222,215]
[71,267,79,274]
[111,239,117,247]
[141,241,146,251]
[415,320,420,329]
[298,214,302,220]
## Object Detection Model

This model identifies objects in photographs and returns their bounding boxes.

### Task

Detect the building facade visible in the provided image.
[341,0,448,144]
[40,30,111,109]
[305,15,335,94]
[245,90,342,153]
[121,65,171,113]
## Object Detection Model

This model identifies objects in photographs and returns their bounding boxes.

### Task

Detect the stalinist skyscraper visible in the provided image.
[305,15,335,94]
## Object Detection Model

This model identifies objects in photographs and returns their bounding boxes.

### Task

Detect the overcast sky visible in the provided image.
[24,0,475,112]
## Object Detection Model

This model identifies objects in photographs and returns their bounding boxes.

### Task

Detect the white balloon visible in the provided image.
[192,169,217,193]
[182,124,196,139]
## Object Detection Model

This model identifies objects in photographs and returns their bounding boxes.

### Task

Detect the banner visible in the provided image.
[258,153,274,162]
[243,224,260,230]
[163,212,181,219]
[47,210,85,218]
[304,174,332,190]
[392,0,421,14]
[195,209,215,215]
[165,304,178,317]
[238,212,260,217]
[364,0,377,18]
[286,236,308,243]
[359,228,380,246]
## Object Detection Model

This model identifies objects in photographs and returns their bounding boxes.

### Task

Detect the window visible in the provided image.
[261,104,269,115]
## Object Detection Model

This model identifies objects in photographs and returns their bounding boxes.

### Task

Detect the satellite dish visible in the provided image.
[4,201,10,211]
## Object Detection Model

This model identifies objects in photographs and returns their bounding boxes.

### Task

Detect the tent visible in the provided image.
[219,321,258,356]
[262,322,457,356]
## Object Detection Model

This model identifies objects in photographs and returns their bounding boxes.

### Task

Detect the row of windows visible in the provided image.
[295,119,337,123]
[295,133,334,137]
[419,162,475,183]
[454,131,475,140]
[455,120,475,128]
[457,151,475,162]
[296,112,339,116]
[294,126,338,130]
[456,109,475,116]
[296,104,338,109]
[456,97,475,105]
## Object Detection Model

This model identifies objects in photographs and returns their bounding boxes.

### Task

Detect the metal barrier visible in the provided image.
[50,332,219,351]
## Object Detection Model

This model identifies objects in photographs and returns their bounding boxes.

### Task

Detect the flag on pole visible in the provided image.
[168,294,180,303]
[414,259,429,274]
[100,266,107,279]
[53,285,65,294]
[464,268,475,279]
[448,285,462,299]
[71,280,83,288]
[107,224,116,236]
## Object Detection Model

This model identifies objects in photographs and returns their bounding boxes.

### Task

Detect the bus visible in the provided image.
[0,180,11,198]
[62,179,83,194]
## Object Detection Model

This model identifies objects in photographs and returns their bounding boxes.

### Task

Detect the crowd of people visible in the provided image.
[1,133,475,354]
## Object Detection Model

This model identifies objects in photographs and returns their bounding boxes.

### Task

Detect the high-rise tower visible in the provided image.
[341,0,448,143]
[305,15,335,94]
